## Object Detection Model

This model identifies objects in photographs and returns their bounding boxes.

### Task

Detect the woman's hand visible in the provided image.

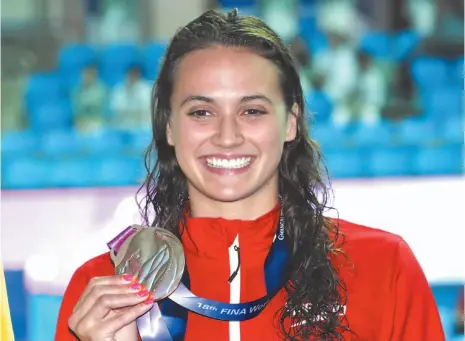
[68,274,154,341]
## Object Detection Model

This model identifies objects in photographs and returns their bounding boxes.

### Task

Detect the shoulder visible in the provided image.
[72,252,115,282]
[331,218,417,275]
[64,252,114,295]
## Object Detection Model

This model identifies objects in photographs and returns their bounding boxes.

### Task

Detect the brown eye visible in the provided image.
[243,109,266,116]
[187,110,211,118]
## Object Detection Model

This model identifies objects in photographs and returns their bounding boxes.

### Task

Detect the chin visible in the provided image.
[204,187,252,203]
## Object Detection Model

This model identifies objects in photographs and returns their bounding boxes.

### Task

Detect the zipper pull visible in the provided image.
[228,245,241,284]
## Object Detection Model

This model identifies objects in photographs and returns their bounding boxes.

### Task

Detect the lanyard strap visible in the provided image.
[108,215,289,340]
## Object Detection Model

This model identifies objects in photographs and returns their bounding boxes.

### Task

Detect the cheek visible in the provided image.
[172,120,209,155]
[245,123,285,154]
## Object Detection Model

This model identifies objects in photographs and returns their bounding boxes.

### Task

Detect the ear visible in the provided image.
[166,121,174,146]
[285,103,298,142]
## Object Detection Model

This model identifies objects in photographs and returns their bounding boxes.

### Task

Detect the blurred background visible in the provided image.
[1,0,464,340]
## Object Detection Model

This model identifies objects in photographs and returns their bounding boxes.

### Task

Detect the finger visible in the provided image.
[103,299,155,333]
[74,274,136,312]
[86,290,152,320]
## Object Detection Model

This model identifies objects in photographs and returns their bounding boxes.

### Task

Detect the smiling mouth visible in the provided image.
[206,157,253,169]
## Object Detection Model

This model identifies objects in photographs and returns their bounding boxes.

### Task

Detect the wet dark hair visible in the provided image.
[138,9,349,340]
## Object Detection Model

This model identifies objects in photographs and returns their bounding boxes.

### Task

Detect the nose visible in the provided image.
[211,115,245,148]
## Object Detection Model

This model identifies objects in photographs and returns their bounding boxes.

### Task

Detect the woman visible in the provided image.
[55,10,445,341]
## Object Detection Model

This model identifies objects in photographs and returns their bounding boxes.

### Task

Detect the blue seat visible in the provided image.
[311,123,351,151]
[126,128,153,154]
[75,129,124,155]
[25,73,65,110]
[99,43,141,86]
[442,116,464,145]
[2,157,48,189]
[29,101,73,133]
[324,149,364,178]
[40,130,80,156]
[367,147,413,177]
[218,0,256,7]
[94,156,144,186]
[352,122,394,148]
[426,87,462,120]
[1,131,38,157]
[411,58,448,92]
[307,90,333,123]
[58,44,98,87]
[451,57,463,87]
[413,146,463,175]
[398,119,439,146]
[360,32,391,59]
[393,30,420,60]
[47,158,96,187]
[143,42,167,82]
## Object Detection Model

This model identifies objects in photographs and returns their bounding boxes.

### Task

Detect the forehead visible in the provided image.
[171,46,282,101]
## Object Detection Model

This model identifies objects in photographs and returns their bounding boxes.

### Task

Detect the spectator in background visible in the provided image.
[72,64,108,132]
[383,61,420,121]
[313,29,358,111]
[332,50,386,127]
[289,36,314,95]
[109,64,152,129]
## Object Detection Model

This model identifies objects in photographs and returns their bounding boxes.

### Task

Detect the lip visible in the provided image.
[200,154,255,160]
[200,155,256,176]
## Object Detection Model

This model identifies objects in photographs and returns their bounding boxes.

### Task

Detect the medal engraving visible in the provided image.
[114,226,185,301]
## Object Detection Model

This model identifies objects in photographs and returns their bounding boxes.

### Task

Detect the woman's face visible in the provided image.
[167,46,297,204]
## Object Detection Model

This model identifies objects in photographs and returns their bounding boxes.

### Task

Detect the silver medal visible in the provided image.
[113,226,185,301]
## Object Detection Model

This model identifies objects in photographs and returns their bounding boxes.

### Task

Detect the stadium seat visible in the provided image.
[324,149,365,178]
[218,0,256,8]
[366,147,413,177]
[75,129,125,155]
[94,156,144,186]
[29,101,73,133]
[1,131,38,158]
[40,130,80,157]
[46,158,96,187]
[126,128,153,154]
[442,116,464,145]
[310,123,352,151]
[143,42,167,82]
[411,57,448,92]
[352,122,394,148]
[307,90,333,123]
[426,87,462,120]
[99,43,141,86]
[58,43,98,87]
[359,31,391,59]
[25,73,65,110]
[412,146,463,175]
[2,157,48,189]
[397,119,440,146]
[392,30,420,61]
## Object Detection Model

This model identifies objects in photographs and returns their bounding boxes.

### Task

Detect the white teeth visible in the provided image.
[206,157,252,169]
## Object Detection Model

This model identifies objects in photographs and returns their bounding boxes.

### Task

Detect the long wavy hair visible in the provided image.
[138,9,349,340]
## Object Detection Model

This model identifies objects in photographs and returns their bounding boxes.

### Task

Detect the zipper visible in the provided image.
[228,235,241,341]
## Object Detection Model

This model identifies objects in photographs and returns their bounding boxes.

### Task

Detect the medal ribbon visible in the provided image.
[108,213,289,340]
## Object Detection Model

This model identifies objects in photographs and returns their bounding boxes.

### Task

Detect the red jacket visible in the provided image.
[55,207,445,340]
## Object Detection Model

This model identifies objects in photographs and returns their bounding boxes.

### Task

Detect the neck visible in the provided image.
[188,182,279,221]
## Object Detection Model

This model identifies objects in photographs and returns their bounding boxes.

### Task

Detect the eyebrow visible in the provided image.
[180,94,273,107]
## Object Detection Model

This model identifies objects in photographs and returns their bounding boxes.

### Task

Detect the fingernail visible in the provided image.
[123,274,133,282]
[138,290,149,297]
[144,298,155,305]
[130,283,142,291]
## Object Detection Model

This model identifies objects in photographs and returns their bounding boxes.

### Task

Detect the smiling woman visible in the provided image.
[55,9,445,341]
[166,46,296,209]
